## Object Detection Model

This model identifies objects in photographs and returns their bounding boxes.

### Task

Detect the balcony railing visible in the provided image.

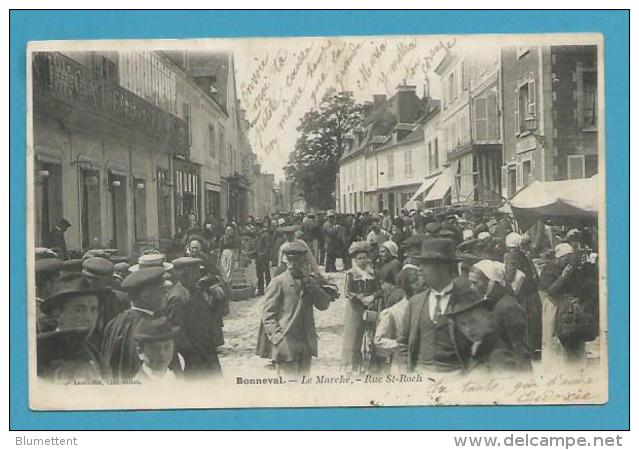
[32,52,188,152]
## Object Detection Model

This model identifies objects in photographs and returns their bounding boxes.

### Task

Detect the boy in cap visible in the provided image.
[133,317,181,385]
[446,296,528,373]
[165,256,223,377]
[102,267,169,379]
[37,273,110,382]
[261,241,331,375]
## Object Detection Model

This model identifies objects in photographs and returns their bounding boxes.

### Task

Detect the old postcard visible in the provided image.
[26,33,607,410]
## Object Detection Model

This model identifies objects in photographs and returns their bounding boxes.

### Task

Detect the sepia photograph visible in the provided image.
[26,32,607,410]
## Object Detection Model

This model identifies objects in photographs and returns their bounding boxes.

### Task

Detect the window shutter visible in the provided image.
[528,79,537,117]
[516,162,522,190]
[514,87,520,134]
[501,165,508,197]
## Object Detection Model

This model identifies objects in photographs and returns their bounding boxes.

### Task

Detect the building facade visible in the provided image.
[32,49,269,258]
[501,45,598,199]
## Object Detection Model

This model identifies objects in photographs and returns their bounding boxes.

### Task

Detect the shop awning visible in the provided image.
[403,173,441,209]
[423,167,452,203]
[509,174,599,229]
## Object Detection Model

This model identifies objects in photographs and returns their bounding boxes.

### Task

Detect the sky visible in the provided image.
[231,35,457,181]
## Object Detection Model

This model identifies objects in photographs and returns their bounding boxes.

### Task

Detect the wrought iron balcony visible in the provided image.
[32,52,188,153]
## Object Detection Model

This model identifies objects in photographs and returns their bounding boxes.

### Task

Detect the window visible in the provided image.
[515,78,536,134]
[578,69,597,128]
[133,178,147,240]
[387,154,395,181]
[368,165,374,187]
[183,102,192,146]
[218,130,225,162]
[428,142,433,172]
[156,168,171,240]
[405,149,413,175]
[448,72,457,101]
[521,160,532,187]
[568,155,586,179]
[474,88,499,141]
[434,138,439,169]
[208,124,216,158]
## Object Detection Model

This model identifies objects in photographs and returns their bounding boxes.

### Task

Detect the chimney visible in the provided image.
[373,94,387,110]
[423,77,431,98]
[396,83,418,124]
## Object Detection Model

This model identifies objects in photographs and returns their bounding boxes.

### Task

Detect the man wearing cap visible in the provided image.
[277,224,320,276]
[47,218,71,260]
[165,257,224,377]
[37,273,110,382]
[446,295,530,373]
[366,218,390,264]
[102,267,169,379]
[397,238,478,373]
[133,317,182,385]
[261,241,332,375]
[539,243,599,362]
[82,257,131,350]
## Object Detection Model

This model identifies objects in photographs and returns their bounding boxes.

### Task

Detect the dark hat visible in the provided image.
[82,257,114,277]
[82,249,112,260]
[412,238,459,262]
[445,294,488,318]
[133,317,180,343]
[120,267,166,292]
[110,256,129,265]
[280,224,301,233]
[281,241,308,255]
[61,258,84,273]
[58,218,71,228]
[439,229,456,238]
[40,273,107,315]
[35,258,64,275]
[425,221,442,234]
[172,256,202,270]
[113,262,131,273]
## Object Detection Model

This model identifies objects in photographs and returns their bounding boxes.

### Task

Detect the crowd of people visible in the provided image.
[34,206,600,384]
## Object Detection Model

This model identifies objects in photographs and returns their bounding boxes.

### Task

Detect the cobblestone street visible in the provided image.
[218,263,347,377]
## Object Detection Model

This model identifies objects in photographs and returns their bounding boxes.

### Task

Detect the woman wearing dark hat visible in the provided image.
[37,273,110,382]
[341,241,384,374]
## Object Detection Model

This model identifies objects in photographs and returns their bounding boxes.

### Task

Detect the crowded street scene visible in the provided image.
[29,37,603,394]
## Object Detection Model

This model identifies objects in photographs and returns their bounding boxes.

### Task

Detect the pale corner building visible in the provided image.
[337,83,439,216]
[31,49,274,258]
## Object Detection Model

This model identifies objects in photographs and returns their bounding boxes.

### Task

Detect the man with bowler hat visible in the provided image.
[102,267,169,379]
[261,241,332,375]
[397,238,479,373]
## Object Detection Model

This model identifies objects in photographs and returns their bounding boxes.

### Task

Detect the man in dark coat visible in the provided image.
[397,238,477,373]
[261,241,332,375]
[47,218,71,260]
[323,213,341,272]
[102,267,168,379]
[254,222,273,296]
[165,257,224,378]
[82,257,131,350]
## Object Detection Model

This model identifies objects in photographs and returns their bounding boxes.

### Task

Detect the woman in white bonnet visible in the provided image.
[468,259,532,370]
[503,232,543,359]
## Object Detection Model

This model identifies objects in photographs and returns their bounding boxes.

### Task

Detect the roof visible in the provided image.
[162,50,231,112]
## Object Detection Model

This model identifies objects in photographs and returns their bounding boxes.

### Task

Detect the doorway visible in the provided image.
[108,172,128,255]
